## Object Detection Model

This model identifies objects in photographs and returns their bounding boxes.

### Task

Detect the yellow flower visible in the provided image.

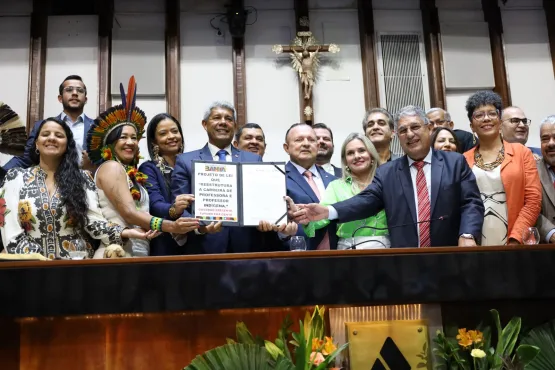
[311,337,323,351]
[468,330,483,345]
[471,348,486,358]
[456,328,473,348]
[18,200,33,223]
[322,336,337,355]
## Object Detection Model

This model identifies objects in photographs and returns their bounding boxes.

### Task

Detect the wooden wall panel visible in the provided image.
[0,317,20,370]
[15,307,311,370]
[421,0,446,109]
[544,0,555,79]
[166,0,181,121]
[358,0,380,109]
[97,0,113,114]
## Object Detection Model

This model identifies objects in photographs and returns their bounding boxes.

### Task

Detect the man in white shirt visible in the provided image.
[289,106,484,248]
[3,75,95,174]
[313,123,342,177]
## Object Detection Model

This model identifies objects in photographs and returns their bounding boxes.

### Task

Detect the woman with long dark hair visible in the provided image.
[0,118,147,259]
[87,77,199,258]
[139,113,193,255]
[431,127,461,153]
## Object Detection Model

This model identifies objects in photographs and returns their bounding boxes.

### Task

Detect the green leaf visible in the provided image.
[515,344,539,365]
[520,319,555,370]
[264,340,285,360]
[184,343,275,370]
[235,321,256,345]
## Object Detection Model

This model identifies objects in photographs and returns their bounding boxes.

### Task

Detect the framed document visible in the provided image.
[192,161,287,227]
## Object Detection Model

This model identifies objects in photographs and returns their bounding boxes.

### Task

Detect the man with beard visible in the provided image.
[426,107,476,152]
[313,123,341,177]
[172,101,296,253]
[362,108,400,163]
[3,75,95,175]
[233,123,267,158]
[501,106,541,158]
[290,105,483,248]
[534,115,555,243]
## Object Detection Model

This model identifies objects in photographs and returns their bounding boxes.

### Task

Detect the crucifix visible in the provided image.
[272,17,340,124]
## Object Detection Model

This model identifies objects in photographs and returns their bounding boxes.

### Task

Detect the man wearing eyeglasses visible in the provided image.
[501,106,541,159]
[426,108,477,152]
[2,75,95,175]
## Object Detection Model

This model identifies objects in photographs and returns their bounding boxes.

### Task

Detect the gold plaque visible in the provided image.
[346,320,430,370]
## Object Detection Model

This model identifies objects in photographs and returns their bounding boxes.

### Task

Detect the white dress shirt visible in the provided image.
[290,161,326,196]
[320,163,336,176]
[60,112,85,164]
[207,143,232,162]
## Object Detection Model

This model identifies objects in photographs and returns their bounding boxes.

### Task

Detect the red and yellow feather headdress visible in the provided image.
[86,76,147,165]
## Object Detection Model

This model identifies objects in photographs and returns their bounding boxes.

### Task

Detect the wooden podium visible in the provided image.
[1,246,555,369]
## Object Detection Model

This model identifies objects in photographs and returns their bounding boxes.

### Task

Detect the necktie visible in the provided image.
[303,170,330,250]
[551,166,555,188]
[216,149,227,162]
[413,161,431,248]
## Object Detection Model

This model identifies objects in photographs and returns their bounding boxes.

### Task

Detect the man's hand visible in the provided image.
[199,221,223,234]
[173,217,200,234]
[458,236,477,247]
[291,203,329,224]
[174,194,194,214]
[549,233,555,244]
[81,150,97,173]
[257,220,274,232]
[273,221,298,236]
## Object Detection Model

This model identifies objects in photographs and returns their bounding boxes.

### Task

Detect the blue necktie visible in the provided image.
[216,149,227,161]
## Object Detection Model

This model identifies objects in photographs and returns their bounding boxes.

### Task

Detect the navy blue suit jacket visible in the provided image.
[171,144,262,254]
[139,160,184,256]
[286,161,338,250]
[529,146,541,157]
[333,150,484,248]
[3,113,93,171]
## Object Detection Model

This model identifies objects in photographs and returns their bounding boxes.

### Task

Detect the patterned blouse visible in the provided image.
[0,166,125,259]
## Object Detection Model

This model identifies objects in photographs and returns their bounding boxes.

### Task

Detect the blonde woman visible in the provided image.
[298,133,389,249]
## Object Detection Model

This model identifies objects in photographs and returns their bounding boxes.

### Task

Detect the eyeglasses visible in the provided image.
[397,124,424,136]
[63,86,86,94]
[472,111,499,121]
[431,119,447,125]
[504,118,531,126]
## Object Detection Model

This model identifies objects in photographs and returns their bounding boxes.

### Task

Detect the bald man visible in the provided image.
[501,106,541,158]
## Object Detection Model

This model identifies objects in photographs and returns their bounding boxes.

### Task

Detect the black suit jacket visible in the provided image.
[333,150,484,247]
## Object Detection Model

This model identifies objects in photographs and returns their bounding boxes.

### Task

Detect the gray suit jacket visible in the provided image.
[535,159,555,242]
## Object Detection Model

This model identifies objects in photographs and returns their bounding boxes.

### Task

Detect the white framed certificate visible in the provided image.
[192,161,287,227]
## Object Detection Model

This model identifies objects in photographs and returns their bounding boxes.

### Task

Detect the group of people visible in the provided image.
[0,74,552,259]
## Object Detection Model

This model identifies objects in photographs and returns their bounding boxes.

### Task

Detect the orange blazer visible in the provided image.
[464,141,541,243]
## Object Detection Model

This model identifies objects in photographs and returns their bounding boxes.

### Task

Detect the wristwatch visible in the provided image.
[460,233,475,240]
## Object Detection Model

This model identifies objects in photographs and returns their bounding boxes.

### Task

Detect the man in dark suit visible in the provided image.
[534,115,555,243]
[501,106,541,159]
[233,122,267,158]
[284,123,338,250]
[363,108,401,163]
[3,75,95,175]
[426,107,477,153]
[313,123,342,177]
[172,102,293,254]
[291,106,484,248]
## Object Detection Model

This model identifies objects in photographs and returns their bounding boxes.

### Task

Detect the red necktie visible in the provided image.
[413,161,431,248]
[303,170,330,250]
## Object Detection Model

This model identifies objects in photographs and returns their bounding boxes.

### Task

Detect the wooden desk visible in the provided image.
[1,246,555,369]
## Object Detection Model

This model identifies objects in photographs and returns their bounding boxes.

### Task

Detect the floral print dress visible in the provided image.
[0,166,125,259]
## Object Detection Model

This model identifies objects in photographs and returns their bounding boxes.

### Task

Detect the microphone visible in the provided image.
[346,215,449,250]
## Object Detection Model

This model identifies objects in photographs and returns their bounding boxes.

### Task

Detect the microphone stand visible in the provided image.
[347,215,448,250]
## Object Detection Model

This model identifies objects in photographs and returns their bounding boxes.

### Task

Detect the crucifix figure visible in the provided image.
[272,27,340,123]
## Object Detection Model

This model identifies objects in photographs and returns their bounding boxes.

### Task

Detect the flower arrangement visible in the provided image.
[184,306,348,370]
[433,309,539,370]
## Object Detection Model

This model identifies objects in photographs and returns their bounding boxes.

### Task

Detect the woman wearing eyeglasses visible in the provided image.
[463,91,541,246]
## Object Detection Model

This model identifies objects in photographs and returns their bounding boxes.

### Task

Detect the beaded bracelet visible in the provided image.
[150,216,163,232]
[168,204,179,220]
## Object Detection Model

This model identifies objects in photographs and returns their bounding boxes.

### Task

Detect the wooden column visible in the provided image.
[358,0,380,109]
[230,0,247,127]
[544,0,555,79]
[294,0,313,124]
[0,318,19,370]
[97,0,113,114]
[27,0,49,132]
[482,0,511,107]
[421,0,446,109]
[165,0,181,122]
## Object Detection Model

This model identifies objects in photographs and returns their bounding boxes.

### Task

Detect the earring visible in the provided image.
[345,167,351,173]
[472,133,476,145]
[152,145,159,160]
[35,148,39,155]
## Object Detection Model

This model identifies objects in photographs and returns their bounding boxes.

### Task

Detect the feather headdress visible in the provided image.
[86,76,147,165]
[0,102,27,156]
